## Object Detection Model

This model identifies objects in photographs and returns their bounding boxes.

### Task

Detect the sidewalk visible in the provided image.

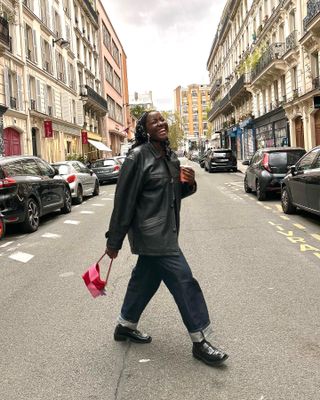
[237,160,248,174]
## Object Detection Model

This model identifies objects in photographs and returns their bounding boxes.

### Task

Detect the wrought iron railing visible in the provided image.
[0,16,9,47]
[210,78,222,98]
[83,0,98,23]
[208,102,221,120]
[83,85,108,110]
[285,30,297,52]
[304,0,320,30]
[30,99,36,110]
[229,73,251,99]
[220,93,230,108]
[251,43,286,80]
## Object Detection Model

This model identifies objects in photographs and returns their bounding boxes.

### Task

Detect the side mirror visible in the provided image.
[242,160,250,166]
[289,165,296,175]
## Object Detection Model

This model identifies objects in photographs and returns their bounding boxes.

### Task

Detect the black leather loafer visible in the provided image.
[193,340,228,366]
[114,324,152,344]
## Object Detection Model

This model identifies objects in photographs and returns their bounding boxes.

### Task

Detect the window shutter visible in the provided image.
[36,79,41,111]
[52,88,56,117]
[61,92,71,122]
[40,37,45,69]
[32,30,38,63]
[17,75,23,111]
[4,67,10,107]
[51,7,56,35]
[76,100,84,126]
[43,84,48,115]
[49,44,53,74]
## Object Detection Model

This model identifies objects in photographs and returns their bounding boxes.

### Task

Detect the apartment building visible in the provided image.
[174,84,211,151]
[97,0,130,155]
[207,0,320,159]
[129,91,154,110]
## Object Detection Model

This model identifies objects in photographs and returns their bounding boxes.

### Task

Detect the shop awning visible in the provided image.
[88,139,112,152]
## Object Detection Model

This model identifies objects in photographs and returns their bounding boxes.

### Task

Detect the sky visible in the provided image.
[102,0,226,111]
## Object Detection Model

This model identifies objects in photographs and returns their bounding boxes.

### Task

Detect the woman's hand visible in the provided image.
[106,246,119,259]
[180,166,195,186]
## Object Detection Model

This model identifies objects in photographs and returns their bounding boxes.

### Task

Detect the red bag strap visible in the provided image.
[97,252,114,283]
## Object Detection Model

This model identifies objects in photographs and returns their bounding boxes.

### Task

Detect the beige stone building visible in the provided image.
[174,84,211,151]
[207,0,320,159]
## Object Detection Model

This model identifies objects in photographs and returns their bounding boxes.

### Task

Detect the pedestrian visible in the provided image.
[105,111,228,367]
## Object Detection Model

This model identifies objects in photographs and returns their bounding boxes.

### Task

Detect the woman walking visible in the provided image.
[105,111,228,367]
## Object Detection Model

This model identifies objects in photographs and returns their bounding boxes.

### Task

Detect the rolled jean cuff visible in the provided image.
[117,314,138,330]
[189,324,213,343]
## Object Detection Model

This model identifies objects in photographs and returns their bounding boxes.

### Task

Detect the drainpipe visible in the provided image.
[0,105,8,156]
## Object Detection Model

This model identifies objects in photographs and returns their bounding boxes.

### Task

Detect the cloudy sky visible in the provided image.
[102,0,226,111]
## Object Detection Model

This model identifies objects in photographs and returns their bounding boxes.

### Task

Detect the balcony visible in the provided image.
[210,78,222,99]
[303,0,320,31]
[80,84,108,115]
[0,16,10,52]
[285,30,298,52]
[229,73,251,103]
[79,0,98,25]
[207,101,221,121]
[251,43,286,86]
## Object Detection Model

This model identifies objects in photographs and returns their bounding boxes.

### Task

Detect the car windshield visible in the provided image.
[103,160,116,166]
[213,151,232,158]
[269,151,306,168]
[56,164,71,175]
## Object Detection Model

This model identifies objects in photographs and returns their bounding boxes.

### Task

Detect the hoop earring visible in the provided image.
[147,133,150,142]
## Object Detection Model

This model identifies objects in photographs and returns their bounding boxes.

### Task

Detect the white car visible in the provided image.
[52,161,100,204]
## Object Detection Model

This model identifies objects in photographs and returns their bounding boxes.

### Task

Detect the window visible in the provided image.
[68,62,76,89]
[39,0,49,26]
[112,40,120,65]
[115,104,123,124]
[102,23,111,50]
[104,59,113,84]
[54,11,61,38]
[114,72,121,94]
[291,66,298,91]
[107,95,115,120]
[21,159,41,176]
[28,76,36,109]
[41,38,53,74]
[297,150,319,171]
[311,52,319,78]
[25,24,37,63]
[56,51,66,82]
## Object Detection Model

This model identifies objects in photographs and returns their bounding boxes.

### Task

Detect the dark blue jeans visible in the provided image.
[120,251,210,335]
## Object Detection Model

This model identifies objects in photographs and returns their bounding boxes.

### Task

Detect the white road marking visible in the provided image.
[0,241,14,248]
[276,204,282,212]
[139,359,151,363]
[59,272,75,278]
[280,215,290,220]
[74,205,81,208]
[264,206,272,210]
[41,233,62,239]
[293,223,306,231]
[102,198,113,201]
[9,251,34,263]
[64,220,81,225]
[80,211,95,214]
[92,204,104,207]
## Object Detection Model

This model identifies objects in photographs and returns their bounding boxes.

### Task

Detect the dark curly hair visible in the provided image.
[131,111,172,159]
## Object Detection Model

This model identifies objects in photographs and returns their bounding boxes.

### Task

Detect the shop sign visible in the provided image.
[44,121,53,138]
[82,131,88,144]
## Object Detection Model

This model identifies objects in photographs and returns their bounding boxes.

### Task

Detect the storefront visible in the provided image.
[254,108,289,149]
[239,118,255,160]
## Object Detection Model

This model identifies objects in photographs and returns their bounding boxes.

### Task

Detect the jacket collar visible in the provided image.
[147,142,165,160]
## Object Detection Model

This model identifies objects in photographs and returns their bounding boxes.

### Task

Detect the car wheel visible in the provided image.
[21,198,40,233]
[74,186,83,204]
[92,180,100,196]
[256,180,266,201]
[281,186,296,214]
[61,187,72,214]
[244,177,252,193]
[232,168,237,172]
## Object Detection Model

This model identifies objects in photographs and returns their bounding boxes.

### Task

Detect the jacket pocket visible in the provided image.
[140,215,166,231]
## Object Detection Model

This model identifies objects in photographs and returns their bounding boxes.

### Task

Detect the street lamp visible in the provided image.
[52,37,70,49]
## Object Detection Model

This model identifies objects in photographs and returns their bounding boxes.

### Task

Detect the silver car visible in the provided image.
[52,161,100,204]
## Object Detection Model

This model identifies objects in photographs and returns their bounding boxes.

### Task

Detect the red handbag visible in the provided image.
[82,253,113,298]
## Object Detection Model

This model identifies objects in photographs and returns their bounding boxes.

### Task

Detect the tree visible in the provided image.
[162,111,184,151]
[130,105,148,119]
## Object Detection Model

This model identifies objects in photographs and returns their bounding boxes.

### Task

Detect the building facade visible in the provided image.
[97,0,130,156]
[0,0,130,161]
[174,84,211,152]
[129,91,154,110]
[207,0,320,160]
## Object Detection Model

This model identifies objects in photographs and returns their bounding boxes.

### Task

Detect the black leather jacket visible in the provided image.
[106,143,196,256]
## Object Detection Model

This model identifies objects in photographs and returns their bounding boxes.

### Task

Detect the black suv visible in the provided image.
[0,156,72,233]
[204,149,237,172]
[243,147,306,201]
[281,146,320,216]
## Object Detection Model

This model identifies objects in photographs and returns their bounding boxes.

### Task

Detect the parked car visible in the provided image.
[243,147,306,201]
[52,161,100,204]
[281,146,320,215]
[114,156,126,165]
[90,158,121,184]
[0,212,5,240]
[0,156,72,233]
[204,149,237,172]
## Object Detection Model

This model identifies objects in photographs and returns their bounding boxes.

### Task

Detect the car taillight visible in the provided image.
[66,174,76,183]
[114,165,120,171]
[0,177,17,188]
[262,153,271,172]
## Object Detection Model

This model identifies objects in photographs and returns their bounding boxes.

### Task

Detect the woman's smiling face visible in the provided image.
[146,112,169,142]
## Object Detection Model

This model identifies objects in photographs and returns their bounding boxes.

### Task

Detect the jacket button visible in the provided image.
[170,204,174,208]
[173,228,177,232]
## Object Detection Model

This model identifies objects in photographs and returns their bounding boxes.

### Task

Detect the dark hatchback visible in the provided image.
[90,158,121,184]
[281,146,320,216]
[204,149,237,172]
[0,156,72,233]
[243,147,306,201]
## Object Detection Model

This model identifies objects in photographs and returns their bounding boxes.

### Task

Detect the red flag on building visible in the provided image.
[82,131,88,144]
[44,121,53,138]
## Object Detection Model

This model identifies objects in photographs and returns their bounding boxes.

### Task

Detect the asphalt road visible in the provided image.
[1,161,320,400]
